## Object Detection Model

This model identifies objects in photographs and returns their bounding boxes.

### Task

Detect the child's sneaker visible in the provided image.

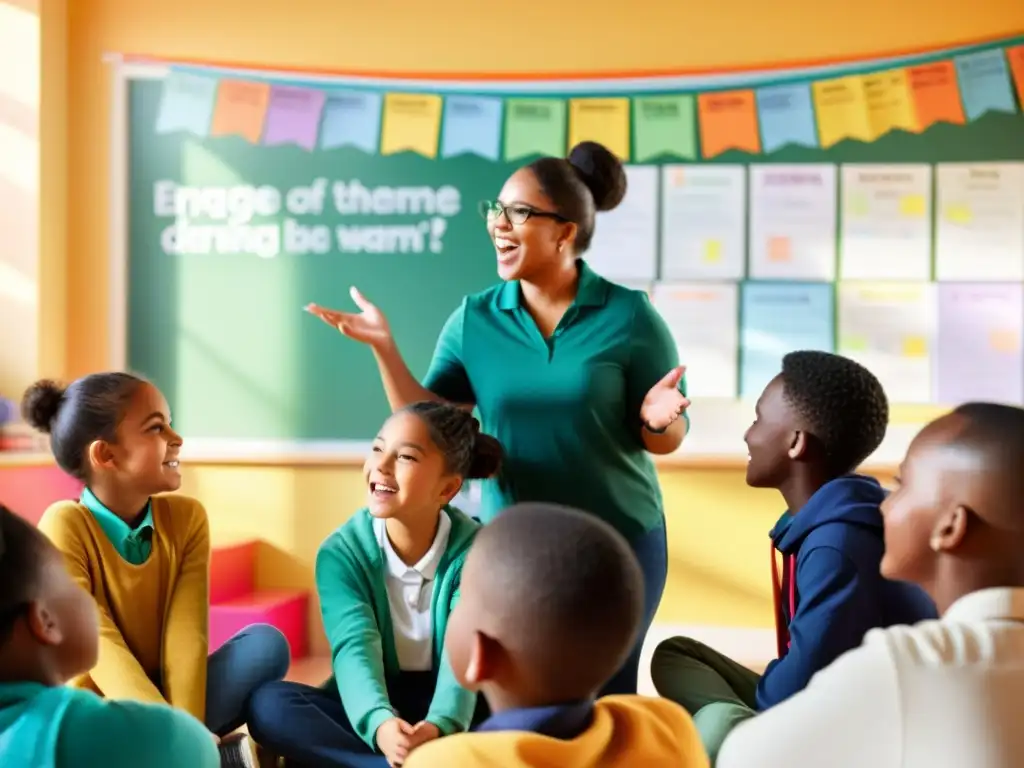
[219,733,258,768]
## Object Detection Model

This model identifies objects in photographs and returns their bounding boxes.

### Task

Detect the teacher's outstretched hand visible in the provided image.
[306,287,392,348]
[640,365,691,433]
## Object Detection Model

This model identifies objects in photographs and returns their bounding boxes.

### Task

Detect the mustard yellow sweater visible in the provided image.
[38,495,210,723]
[404,695,710,768]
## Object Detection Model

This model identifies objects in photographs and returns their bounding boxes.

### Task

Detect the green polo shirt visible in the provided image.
[423,260,687,538]
[0,682,218,768]
[80,488,155,565]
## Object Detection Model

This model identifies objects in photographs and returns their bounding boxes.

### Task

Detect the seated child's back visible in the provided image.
[405,502,709,768]
[0,503,217,768]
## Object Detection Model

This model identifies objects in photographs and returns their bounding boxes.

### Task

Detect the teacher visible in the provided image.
[308,140,690,695]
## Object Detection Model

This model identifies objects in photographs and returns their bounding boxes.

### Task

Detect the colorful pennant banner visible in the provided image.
[153,40,1023,161]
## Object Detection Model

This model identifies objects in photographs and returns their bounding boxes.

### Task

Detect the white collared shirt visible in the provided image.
[374,511,451,672]
[718,587,1024,768]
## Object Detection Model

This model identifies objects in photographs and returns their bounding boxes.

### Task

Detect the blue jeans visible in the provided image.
[204,623,292,736]
[248,672,439,768]
[598,521,668,696]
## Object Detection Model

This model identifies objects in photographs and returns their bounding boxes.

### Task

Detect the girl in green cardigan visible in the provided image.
[248,402,503,768]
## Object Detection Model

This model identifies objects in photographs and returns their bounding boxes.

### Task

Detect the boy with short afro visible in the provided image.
[718,402,1024,766]
[405,502,709,768]
[651,351,937,761]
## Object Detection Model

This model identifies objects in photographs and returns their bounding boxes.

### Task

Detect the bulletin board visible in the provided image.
[112,36,1024,464]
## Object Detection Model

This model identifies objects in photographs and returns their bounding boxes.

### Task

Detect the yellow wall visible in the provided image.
[39,1,1024,654]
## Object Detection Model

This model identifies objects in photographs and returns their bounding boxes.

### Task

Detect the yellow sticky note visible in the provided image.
[568,98,631,159]
[842,335,869,352]
[945,204,973,225]
[990,329,1021,353]
[902,336,928,358]
[899,194,926,217]
[847,193,870,217]
[380,93,443,158]
[703,239,722,263]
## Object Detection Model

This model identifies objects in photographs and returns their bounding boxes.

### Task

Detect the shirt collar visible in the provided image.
[476,700,594,739]
[80,488,154,545]
[375,509,452,581]
[944,587,1024,623]
[496,260,609,311]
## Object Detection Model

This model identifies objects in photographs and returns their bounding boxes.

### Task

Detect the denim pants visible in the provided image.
[247,672,439,768]
[204,623,292,736]
[598,521,669,696]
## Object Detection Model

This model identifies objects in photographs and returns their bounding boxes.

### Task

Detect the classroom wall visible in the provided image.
[44,0,1024,654]
[0,0,39,400]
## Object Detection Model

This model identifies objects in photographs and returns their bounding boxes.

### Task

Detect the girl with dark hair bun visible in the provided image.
[308,141,690,697]
[247,402,502,767]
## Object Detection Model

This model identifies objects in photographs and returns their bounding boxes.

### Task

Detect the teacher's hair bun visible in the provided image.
[567,141,628,212]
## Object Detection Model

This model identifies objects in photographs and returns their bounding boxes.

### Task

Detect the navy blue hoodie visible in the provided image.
[755,474,937,711]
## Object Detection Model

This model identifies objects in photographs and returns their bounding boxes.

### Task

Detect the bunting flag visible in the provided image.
[504,99,566,161]
[569,98,631,159]
[697,90,760,158]
[210,80,271,143]
[150,38,1022,158]
[380,93,443,158]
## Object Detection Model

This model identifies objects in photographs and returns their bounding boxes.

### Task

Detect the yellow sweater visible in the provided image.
[38,495,210,723]
[404,695,710,768]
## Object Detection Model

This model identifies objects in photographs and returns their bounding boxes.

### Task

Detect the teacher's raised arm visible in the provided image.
[310,140,689,698]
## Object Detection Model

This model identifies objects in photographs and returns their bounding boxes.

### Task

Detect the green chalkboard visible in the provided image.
[127,75,1024,442]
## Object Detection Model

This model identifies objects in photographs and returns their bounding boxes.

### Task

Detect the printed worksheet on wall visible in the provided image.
[586,165,659,281]
[659,165,746,280]
[650,282,739,398]
[935,162,1024,281]
[840,164,933,280]
[935,283,1024,405]
[837,282,936,403]
[739,281,835,399]
[749,164,837,281]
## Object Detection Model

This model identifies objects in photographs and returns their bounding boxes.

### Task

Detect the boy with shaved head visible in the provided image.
[405,502,709,767]
[717,402,1024,767]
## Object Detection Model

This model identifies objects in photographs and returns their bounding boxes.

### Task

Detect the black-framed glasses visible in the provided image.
[478,200,569,226]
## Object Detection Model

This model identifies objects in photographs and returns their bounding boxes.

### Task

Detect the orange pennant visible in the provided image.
[906,61,965,130]
[697,90,760,158]
[210,80,272,143]
[1008,45,1024,106]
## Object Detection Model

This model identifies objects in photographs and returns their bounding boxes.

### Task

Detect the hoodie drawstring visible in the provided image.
[771,543,797,658]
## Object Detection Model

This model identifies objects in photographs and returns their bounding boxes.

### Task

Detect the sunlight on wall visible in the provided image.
[0,0,39,400]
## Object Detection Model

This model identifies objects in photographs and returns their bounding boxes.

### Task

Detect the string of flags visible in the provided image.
[154,42,1024,162]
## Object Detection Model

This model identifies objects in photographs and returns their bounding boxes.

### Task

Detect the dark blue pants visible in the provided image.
[598,521,668,696]
[248,672,438,768]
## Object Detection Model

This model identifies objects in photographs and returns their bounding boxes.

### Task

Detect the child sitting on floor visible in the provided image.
[405,502,709,768]
[717,402,1024,767]
[651,351,937,761]
[23,374,291,767]
[247,401,502,767]
[0,503,218,767]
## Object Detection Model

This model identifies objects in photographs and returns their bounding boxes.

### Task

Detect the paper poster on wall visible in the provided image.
[840,164,933,280]
[935,283,1024,405]
[585,165,659,282]
[660,165,746,281]
[739,282,835,399]
[935,162,1024,281]
[837,282,935,403]
[749,164,838,281]
[650,282,739,398]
